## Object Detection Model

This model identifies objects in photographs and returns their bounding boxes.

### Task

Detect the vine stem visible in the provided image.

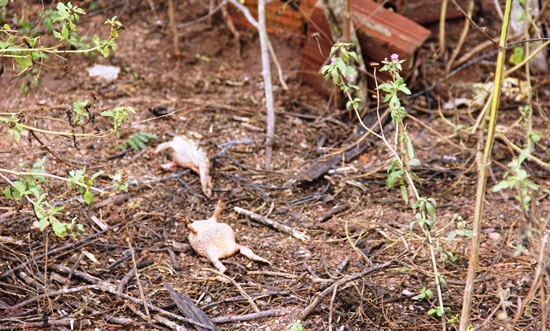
[0,169,105,193]
[459,0,512,330]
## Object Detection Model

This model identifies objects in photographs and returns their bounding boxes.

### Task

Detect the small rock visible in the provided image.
[487,232,502,242]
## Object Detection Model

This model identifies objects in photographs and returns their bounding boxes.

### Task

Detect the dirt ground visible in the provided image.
[1,1,549,330]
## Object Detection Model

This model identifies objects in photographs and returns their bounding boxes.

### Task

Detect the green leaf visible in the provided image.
[287,320,305,331]
[492,180,513,192]
[0,0,8,6]
[448,231,457,241]
[400,183,409,205]
[83,190,93,205]
[509,46,524,65]
[15,56,33,69]
[407,158,421,167]
[51,219,67,238]
[128,138,145,151]
[39,218,50,231]
[387,170,403,187]
[514,243,524,256]
[14,180,27,194]
[61,24,69,40]
[90,171,104,183]
[4,186,13,199]
[349,51,359,63]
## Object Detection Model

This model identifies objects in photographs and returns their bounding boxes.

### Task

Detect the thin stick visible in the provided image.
[439,0,448,56]
[446,0,475,72]
[155,315,191,331]
[226,0,290,167]
[206,268,260,313]
[268,42,288,90]
[328,283,338,331]
[168,0,180,57]
[257,0,275,167]
[234,206,310,241]
[211,309,288,323]
[127,238,152,324]
[177,0,228,30]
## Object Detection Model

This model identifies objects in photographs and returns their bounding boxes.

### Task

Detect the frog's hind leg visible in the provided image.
[238,245,270,265]
[210,257,227,273]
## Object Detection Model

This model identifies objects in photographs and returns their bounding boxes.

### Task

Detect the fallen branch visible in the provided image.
[154,315,190,331]
[211,309,289,323]
[49,263,102,284]
[234,206,309,241]
[0,319,91,331]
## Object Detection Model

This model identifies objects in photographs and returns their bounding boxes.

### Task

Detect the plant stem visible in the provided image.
[439,0,448,56]
[459,1,512,330]
[0,169,104,193]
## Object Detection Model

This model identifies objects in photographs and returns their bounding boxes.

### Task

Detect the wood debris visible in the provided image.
[155,135,213,198]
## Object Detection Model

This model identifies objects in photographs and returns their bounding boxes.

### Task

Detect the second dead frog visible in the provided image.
[188,201,270,273]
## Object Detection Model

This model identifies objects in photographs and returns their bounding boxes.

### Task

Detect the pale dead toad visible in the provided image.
[188,201,270,273]
[154,135,213,198]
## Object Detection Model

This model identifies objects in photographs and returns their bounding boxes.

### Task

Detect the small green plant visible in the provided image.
[428,306,451,318]
[110,172,129,193]
[287,320,305,331]
[448,219,473,241]
[0,114,24,142]
[0,2,125,72]
[321,43,447,323]
[101,107,136,137]
[68,168,104,206]
[414,286,434,301]
[196,53,210,62]
[492,148,538,212]
[116,131,158,151]
[447,314,460,325]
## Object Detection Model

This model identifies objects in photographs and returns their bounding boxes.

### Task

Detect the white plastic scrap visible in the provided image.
[86,64,120,81]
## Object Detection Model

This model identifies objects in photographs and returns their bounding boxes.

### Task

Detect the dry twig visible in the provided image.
[234,206,310,241]
[206,268,260,313]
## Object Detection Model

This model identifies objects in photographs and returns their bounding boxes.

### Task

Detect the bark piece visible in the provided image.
[295,107,390,184]
[165,284,220,331]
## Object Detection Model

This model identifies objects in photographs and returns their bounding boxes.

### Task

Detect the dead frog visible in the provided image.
[154,135,213,198]
[188,201,270,273]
